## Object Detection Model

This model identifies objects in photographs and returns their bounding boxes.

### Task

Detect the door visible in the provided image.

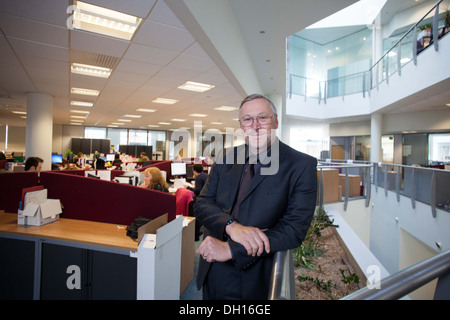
[332,145,345,160]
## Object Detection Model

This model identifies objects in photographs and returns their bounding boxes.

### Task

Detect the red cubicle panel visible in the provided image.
[39,172,176,226]
[0,171,39,213]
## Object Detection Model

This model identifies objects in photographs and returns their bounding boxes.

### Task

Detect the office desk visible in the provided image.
[0,211,194,300]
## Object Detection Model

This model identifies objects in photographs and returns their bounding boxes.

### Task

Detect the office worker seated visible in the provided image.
[185,164,208,197]
[140,152,149,161]
[140,167,169,193]
[24,157,43,172]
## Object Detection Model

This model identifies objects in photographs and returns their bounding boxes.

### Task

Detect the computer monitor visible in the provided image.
[171,162,187,176]
[51,154,63,163]
[106,153,115,161]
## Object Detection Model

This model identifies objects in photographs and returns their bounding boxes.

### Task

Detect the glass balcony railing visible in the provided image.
[288,0,448,102]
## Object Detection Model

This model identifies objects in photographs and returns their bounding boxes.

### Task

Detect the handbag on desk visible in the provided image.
[126,216,152,241]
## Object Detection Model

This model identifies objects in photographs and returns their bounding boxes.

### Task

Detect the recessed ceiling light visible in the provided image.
[70,115,87,119]
[446,103,450,107]
[147,124,160,128]
[70,119,84,122]
[71,1,142,41]
[71,87,99,96]
[189,113,207,117]
[117,119,132,122]
[214,106,238,111]
[136,108,157,112]
[70,100,94,107]
[171,119,186,122]
[158,122,171,125]
[178,81,215,92]
[152,98,178,105]
[210,122,223,125]
[107,125,119,128]
[70,109,90,114]
[111,122,125,125]
[12,111,27,115]
[70,122,83,126]
[123,114,142,118]
[71,63,112,78]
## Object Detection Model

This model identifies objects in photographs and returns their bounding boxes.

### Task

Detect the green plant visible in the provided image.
[293,207,339,270]
[339,269,360,295]
[418,23,432,31]
[64,149,73,159]
[297,275,337,300]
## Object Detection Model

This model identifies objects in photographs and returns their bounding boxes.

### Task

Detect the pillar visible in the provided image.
[371,113,382,163]
[25,92,53,171]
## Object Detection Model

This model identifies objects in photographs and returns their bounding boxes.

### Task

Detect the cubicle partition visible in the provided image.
[39,172,176,225]
[0,171,39,213]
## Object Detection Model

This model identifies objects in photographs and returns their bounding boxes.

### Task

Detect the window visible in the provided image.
[85,127,106,139]
[107,128,128,152]
[128,129,147,145]
[148,131,166,150]
[429,133,450,163]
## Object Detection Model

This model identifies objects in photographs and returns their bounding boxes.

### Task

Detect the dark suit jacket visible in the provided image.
[194,139,317,299]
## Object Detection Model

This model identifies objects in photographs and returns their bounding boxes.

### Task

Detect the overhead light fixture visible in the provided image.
[152,98,178,105]
[117,119,132,122]
[171,119,186,122]
[446,103,450,107]
[123,114,142,118]
[136,108,157,112]
[70,115,87,119]
[148,124,160,128]
[210,122,223,125]
[158,122,171,125]
[178,81,215,92]
[71,1,142,41]
[12,111,27,115]
[71,63,112,78]
[111,122,125,125]
[107,125,119,128]
[189,113,207,117]
[71,87,99,96]
[70,119,85,123]
[214,106,238,111]
[70,109,90,114]
[70,122,83,126]
[71,100,94,107]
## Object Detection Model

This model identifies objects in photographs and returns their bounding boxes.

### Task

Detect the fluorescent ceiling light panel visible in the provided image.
[136,108,157,112]
[158,122,171,125]
[189,113,207,117]
[71,63,112,78]
[152,98,178,105]
[72,1,142,41]
[111,122,125,125]
[171,119,186,122]
[71,87,99,96]
[124,114,142,118]
[70,122,83,125]
[214,106,238,111]
[210,122,223,125]
[70,115,87,119]
[147,125,160,127]
[70,110,90,114]
[70,119,85,122]
[71,100,94,107]
[117,119,132,122]
[12,111,27,114]
[178,81,215,92]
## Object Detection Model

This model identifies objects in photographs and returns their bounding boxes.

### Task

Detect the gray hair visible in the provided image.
[238,94,277,118]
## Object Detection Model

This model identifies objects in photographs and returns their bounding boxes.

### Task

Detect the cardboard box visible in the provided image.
[18,189,62,226]
[137,213,183,300]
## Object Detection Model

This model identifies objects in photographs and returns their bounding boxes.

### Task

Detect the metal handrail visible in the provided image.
[268,249,295,300]
[341,249,450,300]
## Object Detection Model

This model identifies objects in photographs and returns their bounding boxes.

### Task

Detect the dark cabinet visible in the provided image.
[40,243,136,300]
[71,138,111,155]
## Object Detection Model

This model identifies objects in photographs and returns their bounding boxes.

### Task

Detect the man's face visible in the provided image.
[239,98,278,153]
[36,162,42,172]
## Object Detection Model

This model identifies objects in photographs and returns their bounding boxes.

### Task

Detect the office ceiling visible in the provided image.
[0,0,448,133]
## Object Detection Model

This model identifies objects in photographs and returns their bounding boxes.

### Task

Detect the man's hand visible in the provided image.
[196,236,232,263]
[225,222,270,256]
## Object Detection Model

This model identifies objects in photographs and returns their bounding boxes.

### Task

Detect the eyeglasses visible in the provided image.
[239,115,274,127]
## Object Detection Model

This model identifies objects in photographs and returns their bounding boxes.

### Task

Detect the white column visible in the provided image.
[371,113,382,163]
[268,93,283,139]
[25,92,53,171]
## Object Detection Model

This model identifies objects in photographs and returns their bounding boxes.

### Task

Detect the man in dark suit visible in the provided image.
[194,94,317,299]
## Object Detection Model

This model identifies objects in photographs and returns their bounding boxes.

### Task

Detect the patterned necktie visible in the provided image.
[231,162,255,219]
